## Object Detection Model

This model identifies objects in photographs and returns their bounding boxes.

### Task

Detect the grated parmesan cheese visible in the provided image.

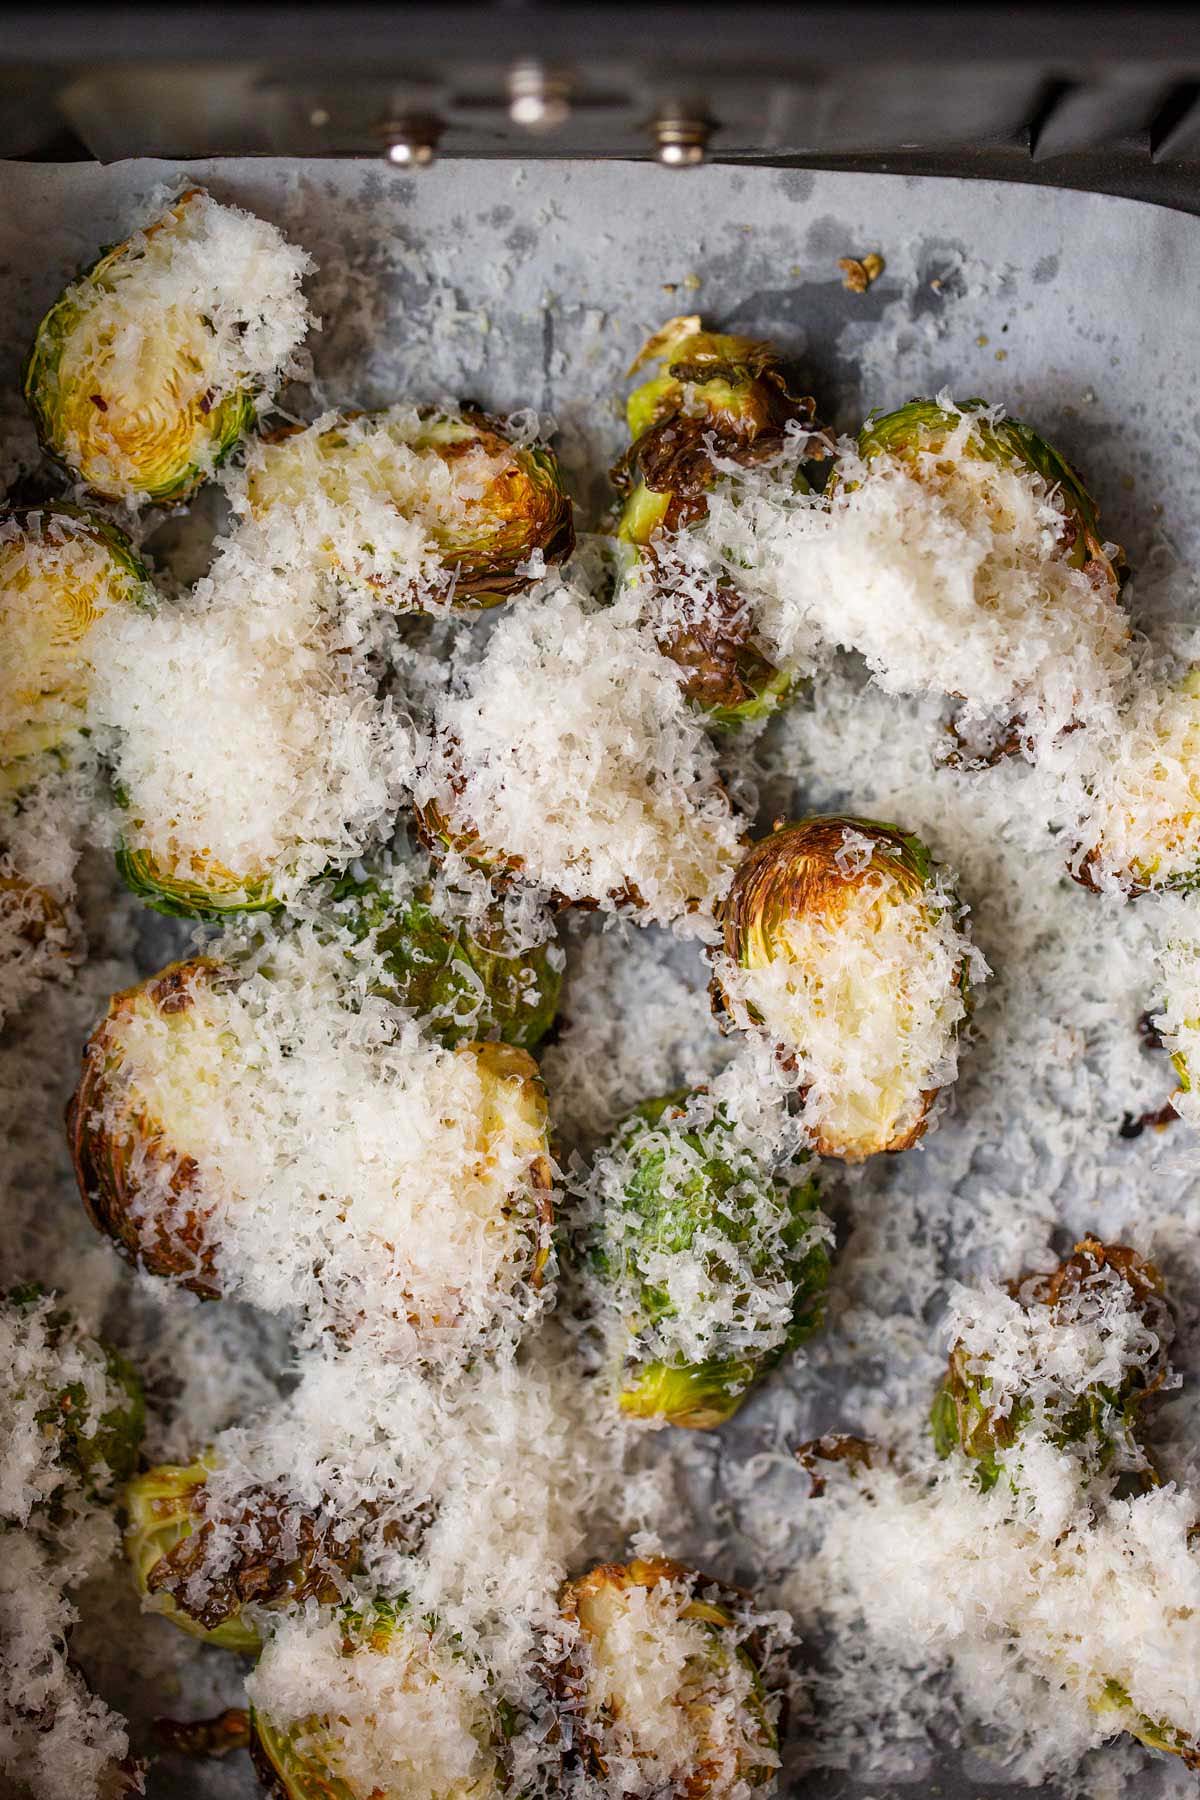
[86,529,415,906]
[417,583,744,933]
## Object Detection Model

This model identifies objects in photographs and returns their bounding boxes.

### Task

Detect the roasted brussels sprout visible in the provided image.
[244,406,574,611]
[0,504,151,786]
[612,317,815,731]
[1073,669,1200,896]
[68,958,235,1298]
[113,838,282,923]
[1091,1679,1200,1771]
[931,1240,1172,1490]
[713,816,974,1162]
[24,188,302,505]
[590,1090,829,1429]
[2,1284,144,1502]
[69,958,555,1321]
[558,1558,778,1796]
[847,398,1120,590]
[614,316,818,541]
[126,1458,357,1654]
[328,875,562,1050]
[248,1602,504,1799]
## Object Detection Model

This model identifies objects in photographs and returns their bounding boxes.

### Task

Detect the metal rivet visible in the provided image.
[309,107,329,129]
[654,116,711,166]
[379,114,442,168]
[508,61,572,130]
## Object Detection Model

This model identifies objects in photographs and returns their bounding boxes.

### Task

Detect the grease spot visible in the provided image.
[1033,253,1060,285]
[779,171,816,205]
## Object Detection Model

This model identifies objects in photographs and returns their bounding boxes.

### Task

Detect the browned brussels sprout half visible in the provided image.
[3,1283,144,1501]
[931,1239,1172,1490]
[0,503,151,791]
[248,1602,505,1799]
[246,406,574,612]
[24,189,265,505]
[558,1558,778,1795]
[591,1091,829,1429]
[67,958,237,1298]
[612,317,814,732]
[113,837,282,924]
[125,1456,361,1655]
[849,398,1121,592]
[714,816,973,1162]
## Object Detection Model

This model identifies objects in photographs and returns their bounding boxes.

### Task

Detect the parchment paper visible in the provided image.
[4,157,1200,1800]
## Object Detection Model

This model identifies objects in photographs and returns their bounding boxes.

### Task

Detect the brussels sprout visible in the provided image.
[113,837,282,923]
[1091,1679,1200,1770]
[931,1240,1172,1490]
[24,189,263,505]
[634,569,795,734]
[3,1284,144,1501]
[68,958,236,1298]
[558,1558,778,1795]
[614,316,818,541]
[248,1602,504,1799]
[245,407,574,612]
[125,1457,356,1654]
[713,816,973,1162]
[611,317,814,732]
[1073,669,1200,897]
[0,503,151,786]
[845,397,1121,589]
[328,876,562,1050]
[591,1090,829,1429]
[70,959,555,1315]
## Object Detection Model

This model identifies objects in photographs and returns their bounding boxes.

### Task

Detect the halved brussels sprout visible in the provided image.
[931,1240,1172,1490]
[1073,669,1200,896]
[248,1602,504,1800]
[3,1283,144,1501]
[244,406,574,612]
[125,1457,356,1655]
[69,959,555,1320]
[559,1558,778,1796]
[713,816,973,1162]
[1091,1678,1200,1771]
[328,876,562,1050]
[844,398,1121,589]
[612,317,814,732]
[614,316,818,540]
[113,838,282,923]
[68,958,237,1298]
[25,189,274,505]
[0,504,150,786]
[591,1090,829,1429]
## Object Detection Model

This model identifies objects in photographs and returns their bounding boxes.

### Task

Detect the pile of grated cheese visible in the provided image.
[416,582,744,932]
[87,526,415,905]
[234,404,537,606]
[675,400,1131,754]
[0,1293,139,1799]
